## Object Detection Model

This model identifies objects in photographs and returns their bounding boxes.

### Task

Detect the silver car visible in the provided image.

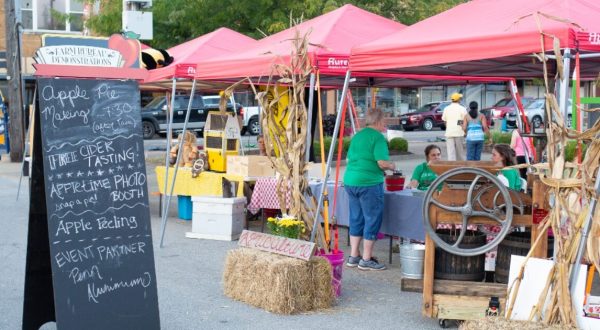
[507,98,571,129]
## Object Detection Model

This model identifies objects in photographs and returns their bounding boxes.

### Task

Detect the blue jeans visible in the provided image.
[466,140,484,161]
[345,184,384,241]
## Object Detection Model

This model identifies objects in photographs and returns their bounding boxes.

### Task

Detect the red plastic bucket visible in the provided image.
[385,175,405,191]
[317,250,344,297]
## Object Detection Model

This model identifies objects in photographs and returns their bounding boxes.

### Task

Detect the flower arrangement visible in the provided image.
[266,215,306,239]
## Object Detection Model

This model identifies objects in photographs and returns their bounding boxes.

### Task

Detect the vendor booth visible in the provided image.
[346,0,600,327]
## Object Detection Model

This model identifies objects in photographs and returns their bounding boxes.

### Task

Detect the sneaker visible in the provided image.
[346,255,361,267]
[358,257,386,271]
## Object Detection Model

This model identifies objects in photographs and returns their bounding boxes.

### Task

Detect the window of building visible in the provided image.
[22,0,85,33]
[21,1,34,29]
[420,86,445,105]
[373,88,395,117]
[399,88,418,115]
[349,88,368,118]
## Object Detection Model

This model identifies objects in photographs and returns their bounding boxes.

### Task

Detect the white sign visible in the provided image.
[237,230,316,261]
[35,46,124,67]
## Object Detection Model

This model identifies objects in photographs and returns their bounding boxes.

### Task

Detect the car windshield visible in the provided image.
[143,97,166,109]
[203,96,232,107]
[416,103,439,112]
[521,98,534,107]
[494,98,513,107]
[526,99,545,110]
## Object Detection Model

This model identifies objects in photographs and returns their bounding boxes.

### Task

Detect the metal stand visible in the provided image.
[310,70,352,242]
[305,73,315,162]
[159,79,198,247]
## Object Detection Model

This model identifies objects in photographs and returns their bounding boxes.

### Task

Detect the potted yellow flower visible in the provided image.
[266,215,306,239]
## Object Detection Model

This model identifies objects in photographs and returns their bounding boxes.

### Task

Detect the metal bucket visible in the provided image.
[400,243,425,279]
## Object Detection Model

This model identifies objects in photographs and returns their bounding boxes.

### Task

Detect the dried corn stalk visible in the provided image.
[506,14,600,327]
[255,29,323,245]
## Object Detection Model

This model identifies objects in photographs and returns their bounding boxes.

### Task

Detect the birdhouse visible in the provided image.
[204,112,240,172]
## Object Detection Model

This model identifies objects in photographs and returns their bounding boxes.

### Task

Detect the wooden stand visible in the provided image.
[412,162,549,325]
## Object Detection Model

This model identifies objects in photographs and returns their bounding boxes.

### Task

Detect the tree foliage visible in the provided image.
[83,0,466,48]
[84,0,122,36]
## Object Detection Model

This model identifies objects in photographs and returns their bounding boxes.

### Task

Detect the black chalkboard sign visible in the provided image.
[35,78,160,329]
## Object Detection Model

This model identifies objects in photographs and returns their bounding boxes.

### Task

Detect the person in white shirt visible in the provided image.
[442,93,468,161]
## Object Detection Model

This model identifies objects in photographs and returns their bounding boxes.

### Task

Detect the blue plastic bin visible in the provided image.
[177,195,193,220]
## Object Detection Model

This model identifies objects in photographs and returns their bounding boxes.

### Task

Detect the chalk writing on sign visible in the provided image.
[37,78,159,330]
[238,230,316,261]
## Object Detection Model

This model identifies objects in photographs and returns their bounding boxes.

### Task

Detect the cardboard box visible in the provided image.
[226,155,275,177]
[186,196,246,241]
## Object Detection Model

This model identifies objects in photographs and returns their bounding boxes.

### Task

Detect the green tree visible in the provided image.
[84,0,122,36]
[83,0,467,49]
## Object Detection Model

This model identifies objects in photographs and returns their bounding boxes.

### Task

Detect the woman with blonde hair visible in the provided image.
[344,108,395,271]
[169,130,199,167]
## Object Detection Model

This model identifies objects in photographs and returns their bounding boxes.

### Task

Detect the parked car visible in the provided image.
[141,94,240,139]
[399,101,450,131]
[480,97,534,123]
[507,97,572,129]
[240,106,261,135]
[202,95,262,135]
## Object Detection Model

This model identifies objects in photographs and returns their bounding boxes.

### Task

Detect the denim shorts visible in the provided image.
[345,183,384,240]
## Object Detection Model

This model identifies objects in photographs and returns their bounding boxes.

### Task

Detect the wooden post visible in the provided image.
[3,0,25,161]
[422,205,437,317]
[531,177,549,258]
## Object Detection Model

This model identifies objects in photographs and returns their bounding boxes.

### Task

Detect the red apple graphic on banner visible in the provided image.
[108,34,141,68]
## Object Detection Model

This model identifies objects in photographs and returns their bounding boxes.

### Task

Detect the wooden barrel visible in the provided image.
[495,232,554,284]
[434,229,486,281]
[385,175,405,191]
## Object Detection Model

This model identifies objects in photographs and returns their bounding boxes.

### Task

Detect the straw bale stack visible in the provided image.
[223,248,334,314]
[460,317,578,330]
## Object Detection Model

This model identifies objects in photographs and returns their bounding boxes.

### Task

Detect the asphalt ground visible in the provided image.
[0,134,483,330]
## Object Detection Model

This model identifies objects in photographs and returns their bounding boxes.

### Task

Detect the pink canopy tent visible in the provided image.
[145,27,257,83]
[194,4,405,81]
[350,0,600,78]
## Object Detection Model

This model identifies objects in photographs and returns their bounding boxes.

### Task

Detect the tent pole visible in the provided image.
[310,70,351,242]
[16,86,36,201]
[159,79,198,248]
[508,79,532,165]
[346,90,357,134]
[558,49,571,127]
[162,78,177,219]
[305,73,316,162]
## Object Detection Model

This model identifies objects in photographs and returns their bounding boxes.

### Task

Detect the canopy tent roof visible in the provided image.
[145,28,257,83]
[193,4,405,81]
[350,0,600,79]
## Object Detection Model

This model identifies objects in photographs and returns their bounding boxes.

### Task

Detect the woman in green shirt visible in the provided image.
[344,108,395,271]
[408,144,442,191]
[491,144,521,191]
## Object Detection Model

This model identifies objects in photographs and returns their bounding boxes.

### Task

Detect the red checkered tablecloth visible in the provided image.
[247,177,291,214]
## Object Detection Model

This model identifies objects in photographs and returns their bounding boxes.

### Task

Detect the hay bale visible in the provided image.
[223,248,334,314]
[460,317,578,330]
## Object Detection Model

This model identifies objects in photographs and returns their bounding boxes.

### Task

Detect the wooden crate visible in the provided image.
[226,155,275,177]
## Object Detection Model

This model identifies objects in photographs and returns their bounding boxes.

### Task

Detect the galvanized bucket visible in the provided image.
[400,243,425,279]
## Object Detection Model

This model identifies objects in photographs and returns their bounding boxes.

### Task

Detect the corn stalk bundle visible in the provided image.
[506,14,600,326]
[254,30,322,243]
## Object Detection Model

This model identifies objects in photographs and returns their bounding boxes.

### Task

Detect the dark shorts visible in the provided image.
[345,183,384,240]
